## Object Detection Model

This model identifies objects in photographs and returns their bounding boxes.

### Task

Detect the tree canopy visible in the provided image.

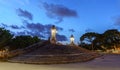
[80,29,120,51]
[80,32,99,50]
[0,27,41,50]
[0,28,13,49]
[9,35,41,50]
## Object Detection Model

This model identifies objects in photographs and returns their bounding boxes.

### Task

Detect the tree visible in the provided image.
[80,29,120,51]
[80,32,99,50]
[0,28,13,49]
[9,35,41,50]
[103,29,120,49]
[33,36,41,43]
[93,34,105,50]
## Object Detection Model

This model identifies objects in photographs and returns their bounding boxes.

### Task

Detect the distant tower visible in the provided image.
[70,34,75,45]
[50,25,57,44]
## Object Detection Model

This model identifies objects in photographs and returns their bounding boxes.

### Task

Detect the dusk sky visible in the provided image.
[0,0,120,44]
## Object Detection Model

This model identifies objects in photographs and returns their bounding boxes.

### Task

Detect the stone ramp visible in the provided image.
[8,42,99,64]
[22,44,92,55]
[8,53,97,64]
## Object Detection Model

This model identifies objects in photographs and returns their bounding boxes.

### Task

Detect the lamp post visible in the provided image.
[70,34,75,45]
[50,25,57,44]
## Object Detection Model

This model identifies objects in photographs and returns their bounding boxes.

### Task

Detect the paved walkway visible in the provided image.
[0,54,120,70]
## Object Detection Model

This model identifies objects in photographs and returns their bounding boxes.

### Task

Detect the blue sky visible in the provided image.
[0,0,120,44]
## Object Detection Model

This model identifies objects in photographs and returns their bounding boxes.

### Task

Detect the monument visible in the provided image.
[70,34,75,45]
[50,25,57,44]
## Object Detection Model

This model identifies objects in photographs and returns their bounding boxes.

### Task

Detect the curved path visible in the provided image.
[0,54,120,70]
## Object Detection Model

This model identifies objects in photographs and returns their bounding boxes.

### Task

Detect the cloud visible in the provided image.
[22,20,65,39]
[23,21,67,41]
[0,23,45,38]
[85,28,93,32]
[26,31,45,38]
[16,8,33,20]
[114,16,120,26]
[23,20,63,32]
[42,2,78,23]
[0,23,8,27]
[10,25,25,29]
[56,34,68,41]
[69,29,75,32]
[12,30,45,38]
[16,31,26,35]
[0,21,67,41]
[0,23,24,29]
[24,22,45,32]
[14,30,67,41]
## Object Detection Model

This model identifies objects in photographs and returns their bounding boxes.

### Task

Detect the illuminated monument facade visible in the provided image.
[70,34,75,45]
[50,25,57,44]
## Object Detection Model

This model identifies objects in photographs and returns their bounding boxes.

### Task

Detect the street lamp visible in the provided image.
[50,25,57,44]
[70,34,75,45]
